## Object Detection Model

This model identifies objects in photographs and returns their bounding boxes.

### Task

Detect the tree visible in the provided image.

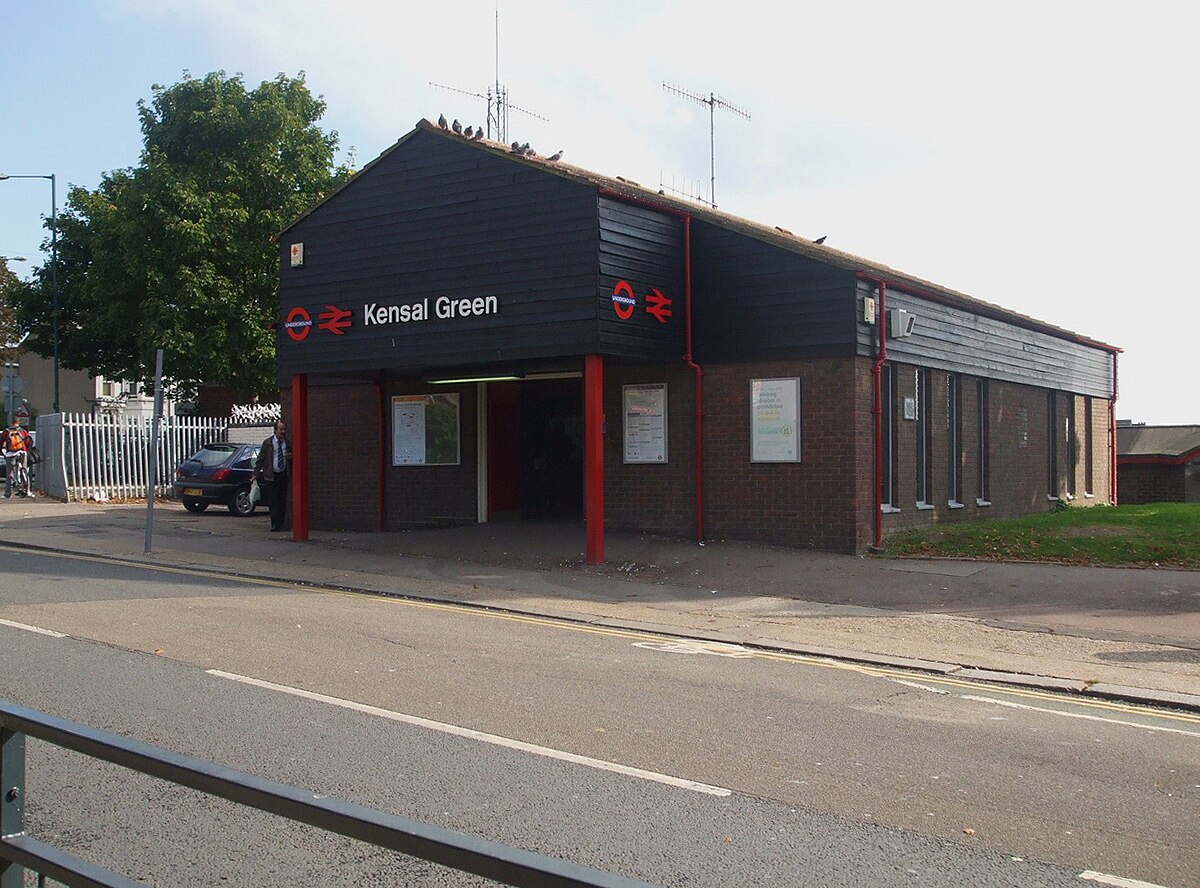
[0,259,24,360]
[13,71,352,397]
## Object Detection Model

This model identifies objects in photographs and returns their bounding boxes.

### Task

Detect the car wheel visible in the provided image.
[182,499,208,513]
[229,487,256,517]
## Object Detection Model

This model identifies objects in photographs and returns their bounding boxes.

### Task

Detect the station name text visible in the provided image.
[364,295,499,326]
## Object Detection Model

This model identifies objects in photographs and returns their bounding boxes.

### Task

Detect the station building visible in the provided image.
[274,119,1119,561]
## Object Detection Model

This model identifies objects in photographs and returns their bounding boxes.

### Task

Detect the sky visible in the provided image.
[2,0,1196,423]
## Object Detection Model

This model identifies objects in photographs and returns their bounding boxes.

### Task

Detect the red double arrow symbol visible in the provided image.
[318,304,353,335]
[646,288,672,324]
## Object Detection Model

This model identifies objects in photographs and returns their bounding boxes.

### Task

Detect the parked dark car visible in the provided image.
[173,442,260,516]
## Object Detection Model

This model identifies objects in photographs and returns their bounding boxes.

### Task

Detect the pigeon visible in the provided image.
[519,142,531,155]
[546,150,563,162]
[511,141,522,152]
[437,114,448,129]
[464,125,474,138]
[452,119,462,135]
[813,235,827,245]
[472,128,484,140]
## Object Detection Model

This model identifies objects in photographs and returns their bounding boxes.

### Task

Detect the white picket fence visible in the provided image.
[46,413,229,501]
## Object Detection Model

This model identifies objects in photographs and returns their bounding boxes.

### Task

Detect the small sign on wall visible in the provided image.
[623,384,667,463]
[903,397,916,420]
[750,378,801,462]
[290,243,304,268]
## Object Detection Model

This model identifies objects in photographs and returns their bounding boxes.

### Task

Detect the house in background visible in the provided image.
[6,351,177,425]
[1117,423,1200,503]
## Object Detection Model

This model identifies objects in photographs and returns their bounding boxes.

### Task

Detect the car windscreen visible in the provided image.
[189,445,239,467]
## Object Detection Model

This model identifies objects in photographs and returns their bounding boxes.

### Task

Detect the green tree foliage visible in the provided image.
[13,71,351,396]
[0,259,25,359]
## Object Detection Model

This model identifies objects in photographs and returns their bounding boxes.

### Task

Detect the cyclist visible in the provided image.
[3,418,34,498]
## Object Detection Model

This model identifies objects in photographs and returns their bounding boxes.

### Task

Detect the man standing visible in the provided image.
[255,420,292,532]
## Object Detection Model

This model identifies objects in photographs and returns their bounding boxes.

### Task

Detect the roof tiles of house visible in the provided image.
[281,119,1120,356]
[1118,425,1200,462]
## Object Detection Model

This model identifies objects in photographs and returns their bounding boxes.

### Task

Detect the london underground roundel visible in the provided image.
[285,306,313,342]
[612,281,636,320]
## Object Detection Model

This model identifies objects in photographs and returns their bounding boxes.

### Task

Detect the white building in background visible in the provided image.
[7,351,181,423]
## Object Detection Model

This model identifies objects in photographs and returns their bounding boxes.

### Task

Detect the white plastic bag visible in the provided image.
[249,477,262,505]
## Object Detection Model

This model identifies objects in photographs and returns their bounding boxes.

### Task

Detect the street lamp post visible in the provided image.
[0,173,60,413]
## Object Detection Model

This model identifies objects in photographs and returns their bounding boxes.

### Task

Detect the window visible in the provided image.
[1085,397,1095,496]
[948,374,963,506]
[881,364,896,510]
[915,368,931,507]
[1046,391,1059,498]
[977,379,990,504]
[1066,394,1077,498]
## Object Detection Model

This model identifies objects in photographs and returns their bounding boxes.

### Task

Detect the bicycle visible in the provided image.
[6,452,33,498]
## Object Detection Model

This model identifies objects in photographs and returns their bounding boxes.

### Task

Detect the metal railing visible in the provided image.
[1,701,658,888]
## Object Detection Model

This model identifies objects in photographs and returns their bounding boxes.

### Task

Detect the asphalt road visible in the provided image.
[1,547,1196,887]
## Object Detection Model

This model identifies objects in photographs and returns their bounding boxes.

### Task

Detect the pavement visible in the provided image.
[2,497,1200,712]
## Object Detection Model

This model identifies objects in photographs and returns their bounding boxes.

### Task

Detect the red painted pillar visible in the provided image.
[585,354,604,564]
[291,374,309,541]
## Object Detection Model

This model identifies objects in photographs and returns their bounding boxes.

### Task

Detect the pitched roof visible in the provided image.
[281,119,1120,355]
[1118,425,1200,462]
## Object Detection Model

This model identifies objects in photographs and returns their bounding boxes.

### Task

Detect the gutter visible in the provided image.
[857,274,888,549]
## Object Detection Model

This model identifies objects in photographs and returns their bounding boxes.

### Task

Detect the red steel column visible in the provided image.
[585,354,605,564]
[291,374,309,541]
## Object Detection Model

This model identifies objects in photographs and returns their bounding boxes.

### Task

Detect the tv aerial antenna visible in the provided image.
[663,83,750,209]
[429,3,548,143]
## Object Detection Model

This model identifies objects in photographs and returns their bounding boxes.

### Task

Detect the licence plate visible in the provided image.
[183,488,203,496]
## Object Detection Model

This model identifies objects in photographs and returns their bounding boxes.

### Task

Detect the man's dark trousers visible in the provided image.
[268,471,288,531]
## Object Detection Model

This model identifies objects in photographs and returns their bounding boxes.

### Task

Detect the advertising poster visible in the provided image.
[623,384,667,463]
[750,378,801,462]
[393,394,460,465]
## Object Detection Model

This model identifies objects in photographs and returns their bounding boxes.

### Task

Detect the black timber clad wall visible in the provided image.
[853,280,1114,398]
[597,198,686,361]
[689,221,859,361]
[278,130,599,381]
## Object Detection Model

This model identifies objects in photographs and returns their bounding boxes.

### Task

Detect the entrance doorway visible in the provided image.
[486,377,583,521]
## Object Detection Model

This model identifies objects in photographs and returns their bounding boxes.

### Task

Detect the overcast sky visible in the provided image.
[3,1,1195,423]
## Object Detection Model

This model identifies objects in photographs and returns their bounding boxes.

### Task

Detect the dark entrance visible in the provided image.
[487,377,583,521]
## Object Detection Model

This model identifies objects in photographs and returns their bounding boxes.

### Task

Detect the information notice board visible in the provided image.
[392,394,461,465]
[750,378,801,462]
[623,383,667,463]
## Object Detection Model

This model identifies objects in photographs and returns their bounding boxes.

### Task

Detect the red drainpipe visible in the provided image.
[597,188,703,542]
[1110,351,1119,505]
[857,274,888,549]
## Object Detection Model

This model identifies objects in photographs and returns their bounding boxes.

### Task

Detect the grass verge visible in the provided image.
[882,503,1200,568]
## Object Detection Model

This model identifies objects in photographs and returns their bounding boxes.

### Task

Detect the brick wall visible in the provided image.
[382,381,478,530]
[1118,463,1185,504]
[604,364,697,537]
[881,365,1115,540]
[700,358,863,553]
[307,383,381,531]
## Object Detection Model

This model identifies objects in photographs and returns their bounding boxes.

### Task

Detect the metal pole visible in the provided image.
[50,174,59,414]
[144,349,164,554]
[709,93,716,209]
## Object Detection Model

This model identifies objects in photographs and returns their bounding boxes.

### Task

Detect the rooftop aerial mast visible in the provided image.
[663,83,750,209]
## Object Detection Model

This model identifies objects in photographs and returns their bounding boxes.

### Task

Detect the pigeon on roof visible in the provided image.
[472,128,484,140]
[546,150,563,162]
[511,141,522,152]
[813,235,827,245]
[437,114,448,129]
[464,125,474,139]
[519,142,531,155]
[451,119,463,135]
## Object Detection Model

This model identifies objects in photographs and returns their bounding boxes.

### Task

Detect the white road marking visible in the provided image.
[961,695,1200,739]
[1079,869,1171,887]
[207,669,732,797]
[633,640,756,658]
[885,678,950,695]
[0,618,66,638]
